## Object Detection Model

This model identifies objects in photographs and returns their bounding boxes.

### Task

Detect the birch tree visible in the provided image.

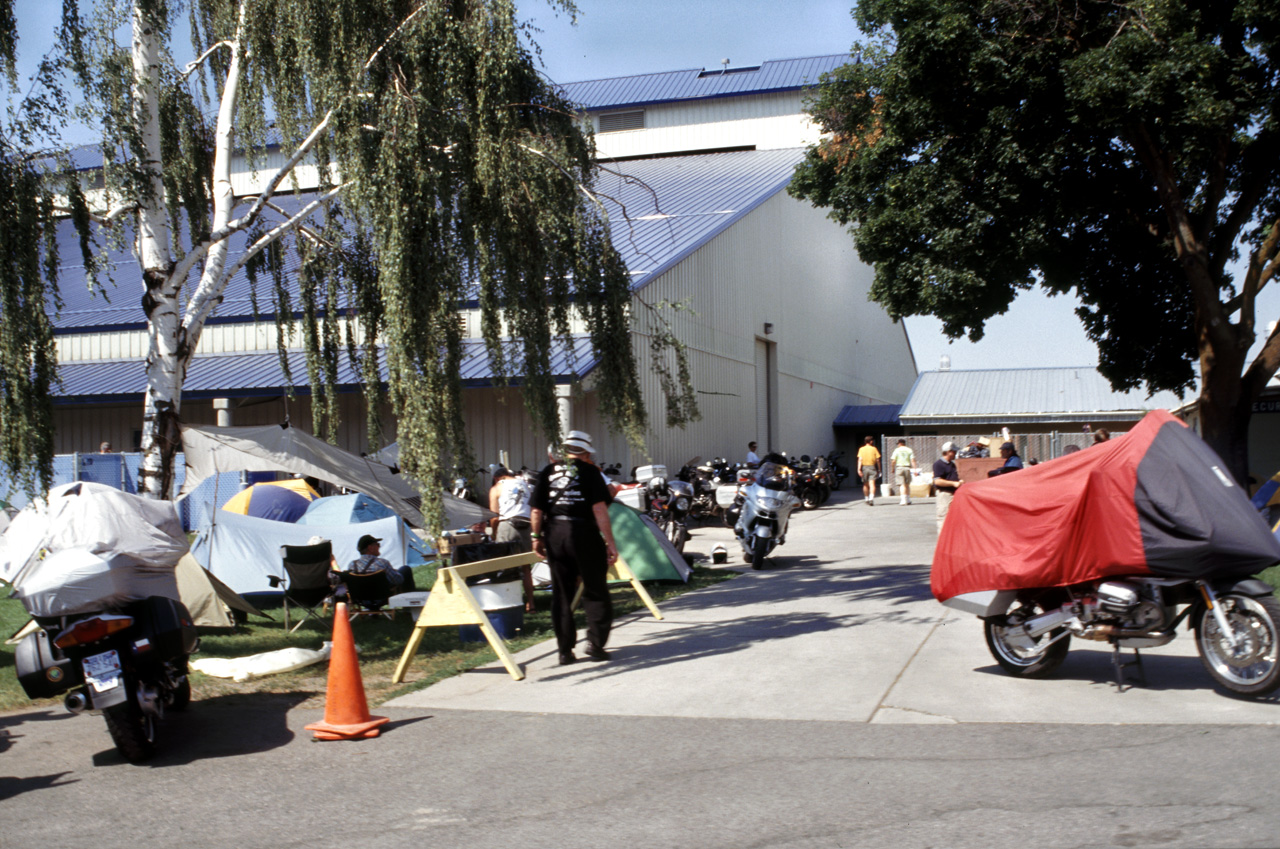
[1,0,665,529]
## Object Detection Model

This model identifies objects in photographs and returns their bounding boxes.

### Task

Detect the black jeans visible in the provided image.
[546,518,611,654]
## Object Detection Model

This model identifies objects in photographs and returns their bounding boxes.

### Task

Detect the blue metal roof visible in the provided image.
[833,404,901,427]
[50,147,804,330]
[899,368,1187,425]
[53,335,597,400]
[559,54,848,111]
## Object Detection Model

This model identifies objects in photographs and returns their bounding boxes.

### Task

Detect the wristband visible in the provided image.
[530,532,542,539]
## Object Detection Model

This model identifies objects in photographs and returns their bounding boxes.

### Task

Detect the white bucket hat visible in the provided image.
[562,430,595,455]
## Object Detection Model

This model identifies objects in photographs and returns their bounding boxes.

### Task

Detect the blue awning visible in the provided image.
[833,404,901,427]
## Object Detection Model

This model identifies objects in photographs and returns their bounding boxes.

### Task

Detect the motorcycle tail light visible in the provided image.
[53,615,134,649]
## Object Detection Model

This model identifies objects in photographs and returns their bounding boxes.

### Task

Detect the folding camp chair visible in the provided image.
[271,542,335,633]
[336,569,397,621]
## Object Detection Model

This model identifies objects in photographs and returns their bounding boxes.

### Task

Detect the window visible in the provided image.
[598,110,645,133]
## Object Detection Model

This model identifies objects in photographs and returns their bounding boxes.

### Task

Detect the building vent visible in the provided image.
[598,110,645,133]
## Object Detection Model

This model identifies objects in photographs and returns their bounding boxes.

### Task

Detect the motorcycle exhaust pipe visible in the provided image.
[64,690,88,715]
[1079,625,1174,642]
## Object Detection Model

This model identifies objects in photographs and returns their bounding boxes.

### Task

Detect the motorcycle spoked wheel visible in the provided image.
[1195,593,1280,697]
[984,601,1071,678]
[104,697,157,763]
[750,534,769,570]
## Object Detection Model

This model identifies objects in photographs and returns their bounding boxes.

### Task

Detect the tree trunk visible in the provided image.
[132,0,177,498]
[1197,330,1252,486]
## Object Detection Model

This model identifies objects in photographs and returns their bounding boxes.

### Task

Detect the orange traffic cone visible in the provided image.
[305,602,390,741]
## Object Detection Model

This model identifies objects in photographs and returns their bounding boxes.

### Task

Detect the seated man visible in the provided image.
[344,534,416,592]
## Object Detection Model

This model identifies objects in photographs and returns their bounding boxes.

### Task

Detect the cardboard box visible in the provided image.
[437,532,484,557]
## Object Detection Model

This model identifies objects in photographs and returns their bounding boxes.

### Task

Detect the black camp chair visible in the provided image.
[271,542,334,633]
[335,569,397,621]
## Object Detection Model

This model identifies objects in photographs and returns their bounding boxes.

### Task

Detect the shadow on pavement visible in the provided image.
[83,692,314,768]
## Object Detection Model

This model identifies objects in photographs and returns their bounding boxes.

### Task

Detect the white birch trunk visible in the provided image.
[133,0,180,498]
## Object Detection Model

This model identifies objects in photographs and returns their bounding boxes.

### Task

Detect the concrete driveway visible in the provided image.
[389,490,1280,725]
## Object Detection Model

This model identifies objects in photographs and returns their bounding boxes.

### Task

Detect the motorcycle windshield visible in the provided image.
[932,410,1280,601]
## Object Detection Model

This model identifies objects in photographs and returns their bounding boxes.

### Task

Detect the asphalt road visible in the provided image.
[3,488,1280,849]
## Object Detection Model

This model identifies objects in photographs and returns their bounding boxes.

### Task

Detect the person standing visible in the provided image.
[890,439,916,505]
[857,435,882,506]
[933,442,964,533]
[489,467,537,613]
[746,442,760,466]
[530,430,619,665]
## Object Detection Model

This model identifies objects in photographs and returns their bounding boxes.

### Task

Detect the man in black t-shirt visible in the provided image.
[932,441,964,534]
[530,430,619,665]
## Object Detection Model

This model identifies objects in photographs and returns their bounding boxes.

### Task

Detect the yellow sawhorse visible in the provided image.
[571,556,664,621]
[393,551,540,683]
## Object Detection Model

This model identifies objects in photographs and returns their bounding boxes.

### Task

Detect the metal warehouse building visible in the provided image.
[48,55,919,480]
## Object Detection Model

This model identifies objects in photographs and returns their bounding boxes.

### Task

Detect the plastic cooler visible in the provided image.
[458,580,524,642]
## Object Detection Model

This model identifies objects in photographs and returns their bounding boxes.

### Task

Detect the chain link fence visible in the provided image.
[0,453,251,531]
[878,431,1125,491]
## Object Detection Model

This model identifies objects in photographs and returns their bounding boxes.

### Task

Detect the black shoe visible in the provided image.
[558,651,576,666]
[585,644,610,662]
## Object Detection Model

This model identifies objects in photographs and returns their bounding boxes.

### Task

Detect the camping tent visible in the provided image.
[179,423,494,530]
[222,479,320,522]
[192,509,421,595]
[933,410,1280,602]
[297,493,432,565]
[175,553,268,628]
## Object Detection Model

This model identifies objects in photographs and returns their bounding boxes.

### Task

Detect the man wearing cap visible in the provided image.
[346,534,415,591]
[530,430,619,665]
[932,442,964,533]
[988,442,1024,477]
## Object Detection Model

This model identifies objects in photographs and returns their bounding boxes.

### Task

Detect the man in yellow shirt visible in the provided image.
[857,435,882,506]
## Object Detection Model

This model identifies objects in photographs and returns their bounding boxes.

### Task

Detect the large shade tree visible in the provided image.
[791,0,1280,481]
[0,0,683,529]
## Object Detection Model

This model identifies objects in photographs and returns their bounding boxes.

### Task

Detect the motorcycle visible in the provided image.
[7,482,198,762]
[677,456,732,524]
[641,467,692,554]
[952,577,1280,696]
[733,459,801,569]
[789,454,830,510]
[17,594,197,761]
[936,410,1280,699]
[824,451,848,491]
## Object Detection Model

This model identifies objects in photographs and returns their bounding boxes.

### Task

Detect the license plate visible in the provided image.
[83,650,122,693]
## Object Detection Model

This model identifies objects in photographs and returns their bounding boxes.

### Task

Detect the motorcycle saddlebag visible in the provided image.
[126,596,198,660]
[15,628,80,699]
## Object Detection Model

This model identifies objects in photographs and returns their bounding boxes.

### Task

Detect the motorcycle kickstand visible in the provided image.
[1109,642,1146,692]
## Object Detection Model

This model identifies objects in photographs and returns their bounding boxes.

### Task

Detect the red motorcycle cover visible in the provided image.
[932,410,1280,601]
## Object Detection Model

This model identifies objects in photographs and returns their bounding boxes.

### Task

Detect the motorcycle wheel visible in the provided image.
[1194,593,1280,696]
[170,676,192,712]
[668,521,688,554]
[818,483,831,504]
[800,487,821,510]
[984,603,1071,678]
[104,698,157,763]
[750,535,769,570]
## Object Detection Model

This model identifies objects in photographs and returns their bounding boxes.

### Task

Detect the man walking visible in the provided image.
[932,442,964,533]
[530,430,619,665]
[890,439,916,505]
[857,435,881,506]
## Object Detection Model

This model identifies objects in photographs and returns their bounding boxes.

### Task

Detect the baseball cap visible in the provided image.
[357,534,382,552]
[941,441,957,453]
[1001,442,1016,451]
[562,430,595,455]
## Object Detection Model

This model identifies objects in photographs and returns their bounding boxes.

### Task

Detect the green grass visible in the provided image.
[0,561,736,713]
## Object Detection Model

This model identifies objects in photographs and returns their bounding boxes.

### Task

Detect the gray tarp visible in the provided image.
[179,423,494,531]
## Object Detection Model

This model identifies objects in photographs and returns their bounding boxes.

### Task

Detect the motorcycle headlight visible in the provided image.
[675,497,689,511]
[761,496,783,510]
